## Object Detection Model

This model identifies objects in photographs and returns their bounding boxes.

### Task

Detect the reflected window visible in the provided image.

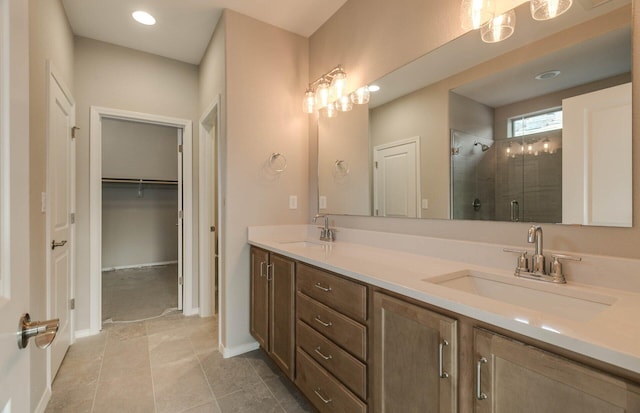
[510,108,562,137]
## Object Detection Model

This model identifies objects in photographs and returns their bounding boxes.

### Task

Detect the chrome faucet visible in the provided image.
[527,225,545,274]
[504,225,582,284]
[313,214,335,242]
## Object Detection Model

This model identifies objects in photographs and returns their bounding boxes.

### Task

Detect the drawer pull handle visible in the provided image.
[476,357,488,400]
[439,339,449,379]
[314,346,332,360]
[314,316,332,328]
[314,282,332,292]
[313,388,332,404]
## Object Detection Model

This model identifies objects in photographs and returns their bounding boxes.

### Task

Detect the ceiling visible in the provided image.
[61,0,348,65]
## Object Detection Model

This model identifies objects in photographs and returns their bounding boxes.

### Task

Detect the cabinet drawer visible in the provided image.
[296,348,367,413]
[297,263,367,322]
[297,292,367,361]
[297,321,367,400]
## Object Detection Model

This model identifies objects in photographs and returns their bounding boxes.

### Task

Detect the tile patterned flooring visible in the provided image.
[45,314,315,413]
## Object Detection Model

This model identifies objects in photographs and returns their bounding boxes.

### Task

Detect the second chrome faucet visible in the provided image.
[313,214,335,242]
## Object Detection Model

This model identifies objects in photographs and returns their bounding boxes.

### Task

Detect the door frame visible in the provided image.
[373,136,422,218]
[198,96,222,318]
[45,60,76,386]
[89,106,194,333]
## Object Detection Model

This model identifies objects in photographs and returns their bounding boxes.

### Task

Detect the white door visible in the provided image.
[47,66,75,379]
[373,137,421,218]
[177,129,184,311]
[0,0,31,410]
[562,83,632,227]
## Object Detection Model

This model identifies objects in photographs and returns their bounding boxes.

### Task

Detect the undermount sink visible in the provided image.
[278,240,328,249]
[424,270,617,322]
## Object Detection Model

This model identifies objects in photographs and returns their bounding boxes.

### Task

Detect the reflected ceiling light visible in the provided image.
[132,10,156,26]
[531,0,573,20]
[368,85,381,92]
[535,70,561,80]
[481,9,515,43]
[301,65,369,117]
[460,0,495,30]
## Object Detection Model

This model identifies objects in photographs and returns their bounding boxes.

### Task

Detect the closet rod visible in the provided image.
[101,177,178,185]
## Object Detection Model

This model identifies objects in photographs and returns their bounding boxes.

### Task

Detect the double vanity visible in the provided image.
[248,225,640,412]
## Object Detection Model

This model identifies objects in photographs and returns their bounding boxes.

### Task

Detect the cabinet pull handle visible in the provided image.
[260,262,266,277]
[476,357,488,400]
[314,316,332,328]
[266,264,274,281]
[439,339,449,378]
[313,388,332,404]
[314,282,332,292]
[314,346,332,360]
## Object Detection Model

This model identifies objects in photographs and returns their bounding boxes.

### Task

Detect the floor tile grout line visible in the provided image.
[247,354,288,413]
[145,320,160,413]
[89,331,108,413]
[190,332,224,412]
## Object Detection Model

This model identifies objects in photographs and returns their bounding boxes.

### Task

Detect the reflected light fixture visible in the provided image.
[531,0,572,20]
[460,0,495,30]
[368,84,381,92]
[132,10,156,26]
[481,9,515,43]
[302,65,371,117]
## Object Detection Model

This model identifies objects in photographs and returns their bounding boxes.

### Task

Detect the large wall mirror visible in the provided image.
[318,0,632,227]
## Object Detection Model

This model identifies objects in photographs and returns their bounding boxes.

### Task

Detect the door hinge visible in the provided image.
[70,298,75,310]
[70,212,75,224]
[71,126,79,139]
[210,226,215,232]
[178,210,183,219]
[374,161,379,168]
[375,209,379,216]
[178,277,183,285]
[178,144,183,153]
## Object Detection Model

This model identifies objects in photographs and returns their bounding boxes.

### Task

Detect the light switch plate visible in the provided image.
[319,196,327,209]
[422,199,429,209]
[289,195,298,209]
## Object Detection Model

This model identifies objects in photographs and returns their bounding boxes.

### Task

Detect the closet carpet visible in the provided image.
[102,264,178,322]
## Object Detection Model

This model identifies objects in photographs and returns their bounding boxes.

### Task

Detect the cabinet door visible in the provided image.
[250,247,269,349]
[474,328,640,413]
[269,254,296,379]
[373,292,457,413]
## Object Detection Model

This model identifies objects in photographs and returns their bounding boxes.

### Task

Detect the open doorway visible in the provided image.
[101,119,182,323]
[89,106,194,333]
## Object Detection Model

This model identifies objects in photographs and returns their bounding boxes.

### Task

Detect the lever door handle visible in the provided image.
[18,313,59,349]
[51,240,67,250]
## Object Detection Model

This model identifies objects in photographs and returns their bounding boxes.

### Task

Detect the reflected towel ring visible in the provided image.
[269,152,287,173]
[335,160,350,175]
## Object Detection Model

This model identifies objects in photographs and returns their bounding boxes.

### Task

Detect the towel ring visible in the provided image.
[269,152,287,173]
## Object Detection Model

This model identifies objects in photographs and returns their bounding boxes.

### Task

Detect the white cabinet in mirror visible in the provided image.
[317,0,632,227]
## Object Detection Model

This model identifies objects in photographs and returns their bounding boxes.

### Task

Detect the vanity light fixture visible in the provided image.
[531,0,573,20]
[481,9,516,43]
[302,65,371,117]
[460,0,495,30]
[368,84,381,92]
[132,10,156,26]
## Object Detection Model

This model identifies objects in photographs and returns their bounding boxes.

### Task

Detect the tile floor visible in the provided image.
[45,313,315,413]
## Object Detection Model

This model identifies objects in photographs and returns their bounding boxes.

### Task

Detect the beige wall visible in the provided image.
[74,37,199,331]
[310,0,640,259]
[221,10,308,351]
[28,0,74,407]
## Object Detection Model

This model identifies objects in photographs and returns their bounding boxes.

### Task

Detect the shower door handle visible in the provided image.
[510,200,519,222]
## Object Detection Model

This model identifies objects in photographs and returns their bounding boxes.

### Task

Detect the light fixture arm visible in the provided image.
[307,65,345,91]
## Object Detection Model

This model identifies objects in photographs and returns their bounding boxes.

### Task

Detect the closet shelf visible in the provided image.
[102,177,178,185]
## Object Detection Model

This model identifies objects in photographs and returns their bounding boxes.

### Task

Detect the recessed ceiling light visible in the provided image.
[535,70,561,80]
[132,11,156,26]
[368,85,381,92]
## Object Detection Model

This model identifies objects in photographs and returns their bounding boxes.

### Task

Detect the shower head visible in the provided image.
[474,140,490,152]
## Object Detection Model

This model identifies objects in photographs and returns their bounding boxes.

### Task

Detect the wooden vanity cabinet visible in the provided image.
[474,328,640,413]
[372,292,457,413]
[249,247,295,379]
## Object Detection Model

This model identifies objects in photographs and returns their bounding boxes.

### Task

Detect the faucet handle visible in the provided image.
[549,254,581,281]
[503,248,529,271]
[551,253,582,262]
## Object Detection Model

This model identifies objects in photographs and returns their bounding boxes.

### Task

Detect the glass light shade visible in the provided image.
[481,10,515,43]
[330,68,348,100]
[302,89,315,114]
[530,0,572,20]
[315,79,331,109]
[460,0,494,30]
[319,102,338,118]
[335,96,353,112]
[350,86,370,105]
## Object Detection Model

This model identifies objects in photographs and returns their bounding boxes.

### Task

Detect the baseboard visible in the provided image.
[33,386,51,413]
[183,306,199,316]
[75,328,101,339]
[102,260,178,272]
[220,341,260,358]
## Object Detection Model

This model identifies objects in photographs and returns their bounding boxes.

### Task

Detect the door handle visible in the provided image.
[51,239,67,250]
[18,313,59,350]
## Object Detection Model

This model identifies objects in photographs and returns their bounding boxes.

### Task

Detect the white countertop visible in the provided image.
[248,226,640,376]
